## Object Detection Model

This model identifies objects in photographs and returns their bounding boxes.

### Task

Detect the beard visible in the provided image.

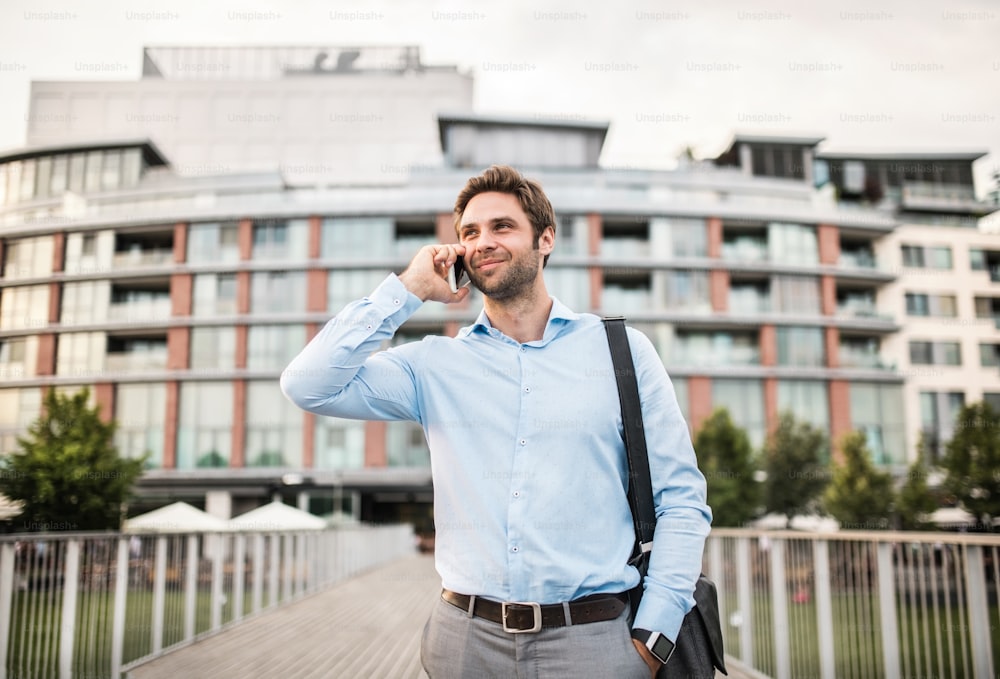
[467,249,541,301]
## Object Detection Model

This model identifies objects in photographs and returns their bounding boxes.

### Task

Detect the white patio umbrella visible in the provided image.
[228,501,327,531]
[125,501,231,533]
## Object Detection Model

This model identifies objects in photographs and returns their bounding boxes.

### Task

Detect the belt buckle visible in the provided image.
[501,601,542,633]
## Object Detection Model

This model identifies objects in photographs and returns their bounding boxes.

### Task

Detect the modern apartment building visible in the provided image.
[0,45,996,524]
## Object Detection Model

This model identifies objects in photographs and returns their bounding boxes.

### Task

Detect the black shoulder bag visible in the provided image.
[603,317,727,679]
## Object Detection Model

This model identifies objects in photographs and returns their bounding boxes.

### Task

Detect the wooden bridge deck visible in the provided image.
[126,552,439,679]
[126,551,745,679]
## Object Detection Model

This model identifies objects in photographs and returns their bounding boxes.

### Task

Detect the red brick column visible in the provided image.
[687,376,713,433]
[589,267,602,312]
[173,221,188,263]
[437,212,456,242]
[706,217,723,258]
[236,272,251,314]
[36,335,56,376]
[759,325,777,366]
[825,327,839,368]
[51,232,65,273]
[710,270,729,313]
[817,223,839,265]
[235,325,248,369]
[828,380,852,463]
[167,327,189,370]
[821,276,837,316]
[307,270,327,312]
[365,421,387,467]
[587,213,601,255]
[308,215,322,258]
[238,218,253,260]
[171,273,192,316]
[93,382,114,423]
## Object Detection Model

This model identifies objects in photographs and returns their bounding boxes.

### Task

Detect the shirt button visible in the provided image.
[520,346,526,353]
[393,298,401,305]
[519,439,526,446]
[524,387,530,393]
[511,546,519,553]
[512,490,520,498]
[365,324,373,330]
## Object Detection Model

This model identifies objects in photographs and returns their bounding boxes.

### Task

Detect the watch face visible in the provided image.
[650,634,675,663]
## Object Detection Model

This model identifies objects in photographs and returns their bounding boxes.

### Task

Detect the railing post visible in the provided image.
[152,536,167,653]
[282,534,293,602]
[769,538,790,679]
[0,543,15,679]
[59,539,80,679]
[110,537,130,677]
[876,541,900,678]
[184,534,198,641]
[268,534,280,607]
[233,534,246,621]
[252,534,264,613]
[736,536,753,667]
[707,535,725,643]
[210,534,224,631]
[963,544,995,678]
[813,539,836,679]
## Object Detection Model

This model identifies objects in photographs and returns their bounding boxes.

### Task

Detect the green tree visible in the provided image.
[0,388,145,532]
[896,434,939,531]
[941,401,1000,527]
[762,412,829,527]
[823,431,894,530]
[693,408,759,527]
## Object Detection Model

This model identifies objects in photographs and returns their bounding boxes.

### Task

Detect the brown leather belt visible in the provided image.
[441,589,628,633]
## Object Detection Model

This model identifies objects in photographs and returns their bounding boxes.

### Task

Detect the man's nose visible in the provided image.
[475,229,497,252]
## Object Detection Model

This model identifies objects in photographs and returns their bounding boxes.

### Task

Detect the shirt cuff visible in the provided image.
[368,273,424,320]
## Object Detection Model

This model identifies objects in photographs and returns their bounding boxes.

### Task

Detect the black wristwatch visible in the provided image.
[631,628,676,664]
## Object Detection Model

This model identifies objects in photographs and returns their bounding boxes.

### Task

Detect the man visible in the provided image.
[281,165,711,678]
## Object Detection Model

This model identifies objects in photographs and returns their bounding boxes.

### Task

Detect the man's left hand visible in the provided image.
[632,638,662,678]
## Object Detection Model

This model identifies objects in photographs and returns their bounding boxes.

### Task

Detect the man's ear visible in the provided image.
[538,225,555,256]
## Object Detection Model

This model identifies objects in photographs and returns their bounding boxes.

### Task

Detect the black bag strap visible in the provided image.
[602,317,655,568]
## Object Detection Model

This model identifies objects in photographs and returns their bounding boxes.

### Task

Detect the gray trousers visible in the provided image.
[420,594,651,679]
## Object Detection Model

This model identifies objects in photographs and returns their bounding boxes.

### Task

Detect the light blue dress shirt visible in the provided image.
[280,274,711,640]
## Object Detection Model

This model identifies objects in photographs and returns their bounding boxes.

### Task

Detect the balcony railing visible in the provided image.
[708,528,999,679]
[107,298,172,323]
[105,350,168,373]
[0,524,415,679]
[722,241,769,262]
[112,249,174,269]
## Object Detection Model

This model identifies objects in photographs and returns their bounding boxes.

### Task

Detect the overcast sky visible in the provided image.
[0,0,997,194]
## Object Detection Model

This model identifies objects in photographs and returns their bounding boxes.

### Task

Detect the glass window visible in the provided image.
[932,295,957,317]
[905,293,929,316]
[189,327,236,372]
[970,249,986,271]
[776,327,825,366]
[49,155,69,196]
[192,273,237,316]
[909,341,932,365]
[251,271,306,314]
[666,218,707,258]
[984,393,1000,413]
[981,343,1000,368]
[768,222,818,266]
[321,217,393,259]
[84,151,102,192]
[55,332,105,377]
[328,270,387,312]
[252,219,308,261]
[247,325,306,371]
[901,245,924,268]
[187,222,239,263]
[0,337,37,379]
[245,380,303,467]
[394,219,438,258]
[777,380,829,432]
[920,390,965,462]
[711,379,765,449]
[772,275,820,314]
[121,148,142,187]
[670,377,690,427]
[849,383,905,466]
[554,215,589,257]
[386,421,429,467]
[176,382,232,469]
[115,383,166,467]
[35,156,52,199]
[19,158,36,201]
[68,154,86,193]
[661,270,710,313]
[3,236,54,280]
[314,417,365,470]
[60,280,111,324]
[672,331,758,367]
[543,268,590,311]
[0,387,42,455]
[0,285,50,330]
[100,150,121,190]
[927,247,952,270]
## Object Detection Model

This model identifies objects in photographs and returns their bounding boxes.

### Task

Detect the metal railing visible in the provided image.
[0,524,414,679]
[707,528,999,679]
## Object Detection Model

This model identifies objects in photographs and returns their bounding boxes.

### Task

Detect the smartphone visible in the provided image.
[448,257,467,293]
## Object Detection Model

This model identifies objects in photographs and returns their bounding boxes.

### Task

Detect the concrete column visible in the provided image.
[205,490,233,520]
[163,381,179,469]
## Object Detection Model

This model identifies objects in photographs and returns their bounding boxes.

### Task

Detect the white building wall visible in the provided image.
[877,221,1000,460]
[26,71,473,186]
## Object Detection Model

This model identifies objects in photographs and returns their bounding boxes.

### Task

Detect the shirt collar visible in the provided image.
[460,297,581,345]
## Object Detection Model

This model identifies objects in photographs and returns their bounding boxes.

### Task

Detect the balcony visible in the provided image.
[113,230,174,270]
[112,248,173,269]
[838,348,892,370]
[107,296,171,323]
[600,239,651,258]
[105,349,167,373]
[901,181,991,215]
[721,239,768,263]
[837,249,877,270]
[670,345,760,368]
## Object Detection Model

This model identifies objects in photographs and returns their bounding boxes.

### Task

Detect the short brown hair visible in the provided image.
[453,164,556,265]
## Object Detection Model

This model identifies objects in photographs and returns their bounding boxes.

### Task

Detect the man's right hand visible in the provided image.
[398,243,471,304]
